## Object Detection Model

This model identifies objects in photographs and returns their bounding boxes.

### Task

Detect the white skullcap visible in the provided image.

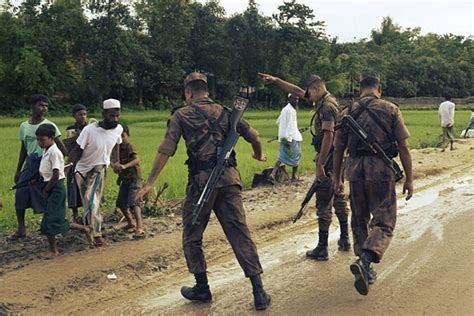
[103,98,121,110]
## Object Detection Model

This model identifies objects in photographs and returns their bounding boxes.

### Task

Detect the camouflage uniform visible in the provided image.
[312,92,349,232]
[158,97,263,277]
[334,93,410,262]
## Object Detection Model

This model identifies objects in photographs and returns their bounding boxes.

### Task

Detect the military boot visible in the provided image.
[368,265,377,284]
[250,274,271,311]
[306,231,329,260]
[180,272,212,303]
[338,221,351,252]
[349,251,375,295]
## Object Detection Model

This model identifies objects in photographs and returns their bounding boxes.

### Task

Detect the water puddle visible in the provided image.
[137,172,474,312]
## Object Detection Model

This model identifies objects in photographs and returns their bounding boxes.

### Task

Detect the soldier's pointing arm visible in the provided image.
[258,73,306,99]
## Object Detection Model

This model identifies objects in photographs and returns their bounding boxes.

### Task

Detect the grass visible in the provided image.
[0,109,471,232]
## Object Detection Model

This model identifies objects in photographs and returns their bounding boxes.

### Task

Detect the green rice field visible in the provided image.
[0,109,471,232]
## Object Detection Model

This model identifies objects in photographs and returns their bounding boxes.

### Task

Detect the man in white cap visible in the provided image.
[69,99,123,246]
[270,93,302,181]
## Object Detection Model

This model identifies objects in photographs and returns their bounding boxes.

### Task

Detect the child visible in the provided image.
[11,94,66,241]
[64,104,88,222]
[36,124,91,256]
[113,125,145,238]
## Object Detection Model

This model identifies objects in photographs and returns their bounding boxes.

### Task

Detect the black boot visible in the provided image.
[349,251,375,295]
[250,274,271,311]
[368,264,377,284]
[306,231,329,260]
[338,221,351,252]
[180,272,212,303]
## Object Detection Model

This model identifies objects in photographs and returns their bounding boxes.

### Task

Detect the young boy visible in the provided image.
[11,94,66,240]
[36,124,92,257]
[113,125,144,237]
[64,104,88,222]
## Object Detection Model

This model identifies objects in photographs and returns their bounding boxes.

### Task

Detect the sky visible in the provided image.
[207,0,473,42]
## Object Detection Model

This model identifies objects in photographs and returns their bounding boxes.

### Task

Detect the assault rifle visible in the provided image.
[267,127,310,143]
[10,172,41,191]
[293,152,333,223]
[10,163,73,191]
[341,115,404,182]
[191,96,249,225]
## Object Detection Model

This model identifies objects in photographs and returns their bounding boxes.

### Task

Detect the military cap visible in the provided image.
[184,72,207,87]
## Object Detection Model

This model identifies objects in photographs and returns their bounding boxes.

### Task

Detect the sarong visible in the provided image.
[15,153,45,213]
[75,165,106,237]
[41,179,70,236]
[278,140,302,167]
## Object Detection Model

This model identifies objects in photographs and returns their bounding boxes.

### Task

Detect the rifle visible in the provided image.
[10,163,73,191]
[191,96,249,225]
[267,127,310,143]
[341,115,404,182]
[293,152,333,223]
[10,172,41,191]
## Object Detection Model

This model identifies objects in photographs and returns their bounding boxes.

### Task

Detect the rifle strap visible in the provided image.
[189,103,228,155]
[358,99,396,142]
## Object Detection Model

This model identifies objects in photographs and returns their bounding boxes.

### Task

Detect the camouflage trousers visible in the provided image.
[182,184,263,277]
[315,175,349,232]
[349,181,397,263]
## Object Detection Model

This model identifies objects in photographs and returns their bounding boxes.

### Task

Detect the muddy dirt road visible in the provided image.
[1,141,473,315]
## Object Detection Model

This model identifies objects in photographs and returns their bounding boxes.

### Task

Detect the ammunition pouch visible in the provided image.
[349,141,398,158]
[186,148,237,175]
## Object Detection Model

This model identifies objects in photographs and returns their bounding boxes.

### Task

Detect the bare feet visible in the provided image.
[94,237,108,247]
[133,228,146,240]
[121,223,136,232]
[84,226,94,247]
[7,231,26,241]
[41,250,59,259]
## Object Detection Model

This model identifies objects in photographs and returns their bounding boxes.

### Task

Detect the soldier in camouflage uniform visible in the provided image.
[259,73,351,260]
[136,73,271,311]
[333,76,414,296]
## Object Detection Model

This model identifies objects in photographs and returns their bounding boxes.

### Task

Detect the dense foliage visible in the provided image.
[0,0,472,113]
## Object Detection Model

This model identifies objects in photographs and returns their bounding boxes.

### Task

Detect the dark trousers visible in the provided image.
[182,184,263,277]
[349,181,397,263]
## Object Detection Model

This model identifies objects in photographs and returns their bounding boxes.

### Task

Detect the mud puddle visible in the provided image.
[116,172,474,314]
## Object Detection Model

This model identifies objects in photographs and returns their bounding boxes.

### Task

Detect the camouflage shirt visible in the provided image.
[312,92,340,152]
[334,93,410,181]
[158,97,260,189]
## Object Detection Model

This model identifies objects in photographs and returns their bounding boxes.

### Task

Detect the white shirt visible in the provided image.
[39,143,65,181]
[438,100,455,127]
[75,122,123,174]
[276,104,303,142]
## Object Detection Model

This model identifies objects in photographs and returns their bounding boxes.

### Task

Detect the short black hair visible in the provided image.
[122,124,130,136]
[185,80,208,94]
[30,94,48,106]
[35,124,56,138]
[72,103,87,114]
[444,93,452,101]
[360,76,380,89]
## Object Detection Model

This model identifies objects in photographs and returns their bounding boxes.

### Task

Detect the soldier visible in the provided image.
[333,75,414,295]
[136,73,271,311]
[258,73,351,260]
